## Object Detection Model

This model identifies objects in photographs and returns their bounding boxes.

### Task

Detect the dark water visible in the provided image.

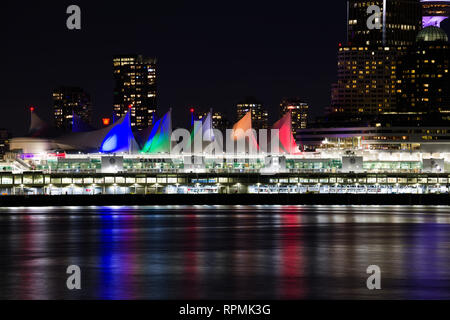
[0,205,450,300]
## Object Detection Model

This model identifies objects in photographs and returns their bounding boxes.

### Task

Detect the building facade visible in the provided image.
[331,1,422,117]
[236,97,268,130]
[331,46,404,114]
[3,151,450,195]
[347,0,422,47]
[397,26,450,115]
[298,124,450,152]
[113,55,157,130]
[53,87,92,132]
[280,98,309,132]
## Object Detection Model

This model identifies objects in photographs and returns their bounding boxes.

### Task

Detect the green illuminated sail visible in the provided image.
[141,110,172,153]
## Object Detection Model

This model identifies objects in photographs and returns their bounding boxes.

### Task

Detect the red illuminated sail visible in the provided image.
[272,112,302,154]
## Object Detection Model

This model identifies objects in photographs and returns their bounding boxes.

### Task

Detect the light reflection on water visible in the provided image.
[0,205,450,299]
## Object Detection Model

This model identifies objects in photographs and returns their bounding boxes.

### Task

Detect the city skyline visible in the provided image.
[1,1,350,135]
[2,0,450,304]
[1,1,449,136]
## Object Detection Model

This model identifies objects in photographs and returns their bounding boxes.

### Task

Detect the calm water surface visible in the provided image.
[0,205,449,300]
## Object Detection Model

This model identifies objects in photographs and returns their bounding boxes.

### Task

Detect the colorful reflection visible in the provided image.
[0,206,449,299]
[279,214,306,299]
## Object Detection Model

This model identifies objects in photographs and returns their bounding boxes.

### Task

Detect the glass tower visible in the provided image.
[113,55,157,130]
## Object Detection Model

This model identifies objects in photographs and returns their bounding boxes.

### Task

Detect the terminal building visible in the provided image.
[2,3,450,197]
[2,108,450,196]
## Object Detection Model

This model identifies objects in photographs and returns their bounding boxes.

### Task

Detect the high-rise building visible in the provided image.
[113,55,157,130]
[280,98,309,132]
[397,26,450,115]
[236,97,268,130]
[331,46,404,115]
[53,86,92,132]
[421,0,450,27]
[347,0,422,47]
[331,1,422,117]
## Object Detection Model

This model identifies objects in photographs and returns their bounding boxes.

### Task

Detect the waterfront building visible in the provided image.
[236,97,269,130]
[113,55,157,130]
[10,105,303,155]
[12,104,450,156]
[5,110,450,195]
[280,98,309,132]
[53,86,92,132]
[1,149,450,196]
[297,124,450,152]
[4,108,450,195]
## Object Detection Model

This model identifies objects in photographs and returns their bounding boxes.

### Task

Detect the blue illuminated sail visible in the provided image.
[100,111,138,153]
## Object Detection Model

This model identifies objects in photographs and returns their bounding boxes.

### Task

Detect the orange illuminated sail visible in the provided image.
[231,110,259,152]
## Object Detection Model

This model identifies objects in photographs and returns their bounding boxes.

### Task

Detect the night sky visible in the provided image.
[1,1,449,136]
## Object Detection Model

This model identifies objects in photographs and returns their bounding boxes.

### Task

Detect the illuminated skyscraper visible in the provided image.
[53,86,92,132]
[331,1,422,117]
[280,98,309,132]
[397,26,450,115]
[421,0,450,27]
[331,46,404,115]
[113,55,157,130]
[236,97,268,130]
[347,0,422,47]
